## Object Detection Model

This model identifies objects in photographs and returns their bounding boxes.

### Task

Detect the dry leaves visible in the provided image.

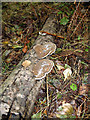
[56,102,73,118]
[22,46,28,53]
[79,84,88,95]
[63,68,72,81]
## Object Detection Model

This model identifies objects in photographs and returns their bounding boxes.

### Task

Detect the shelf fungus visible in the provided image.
[22,60,31,68]
[32,59,54,80]
[33,42,56,59]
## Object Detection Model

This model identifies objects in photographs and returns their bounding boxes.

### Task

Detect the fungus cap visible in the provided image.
[22,60,31,68]
[32,59,54,80]
[33,42,56,59]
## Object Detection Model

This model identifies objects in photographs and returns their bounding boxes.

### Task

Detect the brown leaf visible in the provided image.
[26,40,30,44]
[6,57,12,63]
[43,109,47,115]
[79,84,88,95]
[56,102,73,118]
[63,68,72,81]
[22,46,28,53]
[59,49,73,56]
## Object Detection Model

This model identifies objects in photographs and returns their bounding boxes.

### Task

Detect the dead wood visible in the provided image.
[0,13,58,119]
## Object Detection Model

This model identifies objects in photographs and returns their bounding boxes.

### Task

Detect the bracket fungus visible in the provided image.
[22,60,31,68]
[33,42,56,59]
[32,59,54,80]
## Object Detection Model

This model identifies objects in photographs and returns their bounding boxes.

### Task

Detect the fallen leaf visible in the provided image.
[12,45,23,49]
[0,103,10,115]
[22,46,28,53]
[31,111,41,118]
[43,109,47,115]
[2,50,11,58]
[64,64,71,69]
[22,60,31,68]
[63,68,72,81]
[59,49,73,56]
[79,84,88,95]
[56,60,64,71]
[56,102,73,118]
[74,49,83,53]
[62,103,73,114]
[3,41,9,45]
[6,57,12,63]
[56,65,64,71]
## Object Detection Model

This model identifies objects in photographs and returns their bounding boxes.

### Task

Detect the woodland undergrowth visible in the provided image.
[2,2,89,119]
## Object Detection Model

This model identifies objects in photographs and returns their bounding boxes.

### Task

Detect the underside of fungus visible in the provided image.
[32,59,54,80]
[33,42,56,59]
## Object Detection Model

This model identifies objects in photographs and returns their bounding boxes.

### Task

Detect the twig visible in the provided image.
[40,31,64,39]
[2,20,14,27]
[30,3,38,19]
[67,1,81,31]
[74,0,76,4]
[46,75,49,107]
[70,9,88,38]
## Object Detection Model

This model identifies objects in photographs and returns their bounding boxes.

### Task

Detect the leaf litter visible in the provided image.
[31,2,89,119]
[2,2,89,119]
[2,2,53,83]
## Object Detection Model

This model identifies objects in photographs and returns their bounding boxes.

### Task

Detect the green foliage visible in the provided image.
[78,36,81,40]
[58,3,65,7]
[70,83,77,91]
[55,48,62,53]
[64,64,71,69]
[88,46,90,48]
[31,111,41,119]
[2,62,10,73]
[81,61,88,66]
[58,11,62,14]
[50,57,57,60]
[57,93,62,99]
[85,48,88,52]
[12,45,23,49]
[60,17,69,25]
[57,2,74,17]
[39,97,47,105]
[83,74,88,84]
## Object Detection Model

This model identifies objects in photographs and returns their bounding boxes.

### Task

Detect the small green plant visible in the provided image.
[85,48,88,52]
[64,64,71,69]
[78,35,81,40]
[70,83,77,91]
[57,93,62,99]
[58,11,62,14]
[60,17,69,25]
[31,111,41,119]
[55,48,62,53]
[2,62,10,73]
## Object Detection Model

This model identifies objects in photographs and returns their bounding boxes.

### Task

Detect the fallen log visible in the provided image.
[0,13,58,119]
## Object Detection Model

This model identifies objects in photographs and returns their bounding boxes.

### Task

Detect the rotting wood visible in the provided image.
[0,13,58,119]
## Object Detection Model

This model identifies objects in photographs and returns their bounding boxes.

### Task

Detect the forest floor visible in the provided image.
[2,2,89,119]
